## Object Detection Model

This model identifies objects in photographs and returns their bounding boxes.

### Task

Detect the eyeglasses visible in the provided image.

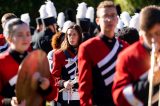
[99,14,117,20]
[147,31,160,39]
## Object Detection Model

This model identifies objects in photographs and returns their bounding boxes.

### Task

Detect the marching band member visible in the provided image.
[47,32,65,71]
[0,18,32,106]
[78,1,128,106]
[112,5,160,106]
[0,18,55,106]
[51,24,82,106]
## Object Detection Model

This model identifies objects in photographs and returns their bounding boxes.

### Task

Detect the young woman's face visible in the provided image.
[67,28,79,47]
[10,23,31,53]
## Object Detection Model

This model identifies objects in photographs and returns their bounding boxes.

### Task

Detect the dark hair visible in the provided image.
[61,24,82,50]
[77,18,91,33]
[140,5,160,32]
[118,27,139,44]
[116,4,121,16]
[65,8,76,22]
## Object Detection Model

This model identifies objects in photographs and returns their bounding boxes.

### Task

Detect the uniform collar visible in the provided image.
[69,46,77,55]
[142,42,151,53]
[99,33,116,49]
[9,49,28,64]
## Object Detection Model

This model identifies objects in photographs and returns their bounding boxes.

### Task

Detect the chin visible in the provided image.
[22,46,29,51]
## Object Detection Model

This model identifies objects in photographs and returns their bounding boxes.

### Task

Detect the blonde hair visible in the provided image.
[96,0,115,17]
[3,18,27,41]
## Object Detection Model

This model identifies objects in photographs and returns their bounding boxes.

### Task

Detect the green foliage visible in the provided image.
[115,0,160,14]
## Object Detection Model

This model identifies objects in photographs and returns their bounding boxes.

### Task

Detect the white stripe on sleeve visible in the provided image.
[123,84,143,106]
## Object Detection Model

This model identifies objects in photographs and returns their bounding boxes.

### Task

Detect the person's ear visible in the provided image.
[115,16,118,24]
[96,17,100,26]
[6,37,12,43]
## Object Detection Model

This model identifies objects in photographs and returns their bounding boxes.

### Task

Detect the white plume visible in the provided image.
[39,4,48,19]
[115,17,124,33]
[120,11,131,27]
[45,0,57,18]
[76,2,87,19]
[20,13,30,26]
[129,13,140,31]
[57,12,65,28]
[86,7,94,23]
[117,17,124,29]
[62,21,75,33]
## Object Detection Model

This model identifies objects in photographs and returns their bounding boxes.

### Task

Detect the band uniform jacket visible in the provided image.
[112,40,158,106]
[0,49,56,106]
[78,34,128,106]
[0,49,28,106]
[52,47,79,105]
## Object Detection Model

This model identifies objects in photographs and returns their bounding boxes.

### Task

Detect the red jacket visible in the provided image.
[51,48,78,101]
[0,51,19,106]
[112,40,151,106]
[0,49,55,105]
[78,35,128,106]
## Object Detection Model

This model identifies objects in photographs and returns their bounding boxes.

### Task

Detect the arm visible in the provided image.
[51,51,63,88]
[41,76,58,101]
[112,54,149,106]
[49,51,64,101]
[0,72,12,106]
[78,44,93,106]
[0,73,3,106]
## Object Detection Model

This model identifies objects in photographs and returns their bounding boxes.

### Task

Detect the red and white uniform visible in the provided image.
[112,40,156,106]
[78,34,128,106]
[52,48,79,105]
[0,49,55,106]
[0,49,27,106]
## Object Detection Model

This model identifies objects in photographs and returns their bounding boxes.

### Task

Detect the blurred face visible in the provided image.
[9,23,31,53]
[67,28,79,47]
[96,7,118,38]
[142,23,160,51]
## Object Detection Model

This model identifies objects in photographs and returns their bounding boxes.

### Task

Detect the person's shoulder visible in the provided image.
[80,36,101,47]
[0,50,10,60]
[118,41,140,58]
[54,49,64,56]
[47,50,54,58]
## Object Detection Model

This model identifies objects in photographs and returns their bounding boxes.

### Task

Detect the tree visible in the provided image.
[114,0,160,14]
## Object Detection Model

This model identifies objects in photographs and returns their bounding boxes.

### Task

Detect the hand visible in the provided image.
[39,77,50,90]
[148,63,160,86]
[148,53,160,86]
[31,72,50,90]
[11,97,26,106]
[31,72,41,90]
[63,80,73,90]
[153,69,160,86]
[11,97,18,106]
